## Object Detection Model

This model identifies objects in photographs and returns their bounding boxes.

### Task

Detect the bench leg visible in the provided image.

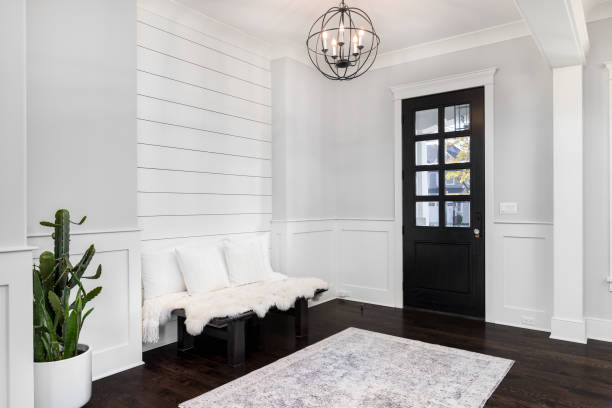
[227,319,246,367]
[177,315,194,352]
[294,297,309,338]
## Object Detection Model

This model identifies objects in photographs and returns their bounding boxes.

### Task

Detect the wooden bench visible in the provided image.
[175,289,326,367]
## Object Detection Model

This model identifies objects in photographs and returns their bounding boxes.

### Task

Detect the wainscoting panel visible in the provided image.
[337,220,396,306]
[28,230,143,380]
[491,222,553,331]
[0,285,7,408]
[271,220,337,305]
[137,0,273,350]
[0,249,35,408]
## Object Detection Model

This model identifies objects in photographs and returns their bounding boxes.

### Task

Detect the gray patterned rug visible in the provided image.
[179,327,513,408]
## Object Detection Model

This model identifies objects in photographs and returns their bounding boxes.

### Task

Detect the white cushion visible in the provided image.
[175,244,230,295]
[223,235,274,286]
[141,251,186,300]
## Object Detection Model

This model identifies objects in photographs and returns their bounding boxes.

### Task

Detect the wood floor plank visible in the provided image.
[85,300,612,407]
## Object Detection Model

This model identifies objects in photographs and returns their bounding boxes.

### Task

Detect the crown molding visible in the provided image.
[373,21,529,71]
[390,67,498,101]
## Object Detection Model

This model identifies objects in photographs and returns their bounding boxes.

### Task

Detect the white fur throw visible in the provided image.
[142,276,328,344]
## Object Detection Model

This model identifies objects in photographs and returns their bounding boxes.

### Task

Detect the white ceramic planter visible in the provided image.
[34,344,92,408]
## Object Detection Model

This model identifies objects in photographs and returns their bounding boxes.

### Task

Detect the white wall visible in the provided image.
[136,0,274,348]
[0,0,34,405]
[583,18,612,337]
[274,35,556,313]
[275,18,612,340]
[26,0,142,380]
[270,58,339,303]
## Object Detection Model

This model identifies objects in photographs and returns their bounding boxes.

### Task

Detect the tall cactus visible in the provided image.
[33,209,102,362]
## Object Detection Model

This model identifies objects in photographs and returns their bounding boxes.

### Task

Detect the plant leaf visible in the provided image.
[47,290,63,317]
[70,216,87,225]
[63,311,78,359]
[40,221,59,228]
[83,264,102,280]
[84,287,102,304]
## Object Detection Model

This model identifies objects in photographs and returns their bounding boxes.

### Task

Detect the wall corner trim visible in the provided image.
[390,67,498,101]
[605,61,612,78]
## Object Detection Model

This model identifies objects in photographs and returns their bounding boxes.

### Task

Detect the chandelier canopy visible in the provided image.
[306,0,380,80]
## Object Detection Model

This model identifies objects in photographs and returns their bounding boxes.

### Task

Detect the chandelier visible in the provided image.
[306,0,380,80]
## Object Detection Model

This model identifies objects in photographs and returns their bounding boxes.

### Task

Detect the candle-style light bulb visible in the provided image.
[352,34,358,55]
[358,29,365,48]
[338,22,345,45]
[322,31,328,52]
[331,37,337,57]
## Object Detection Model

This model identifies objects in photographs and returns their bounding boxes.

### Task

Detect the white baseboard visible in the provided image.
[586,317,612,342]
[93,361,144,381]
[550,317,587,343]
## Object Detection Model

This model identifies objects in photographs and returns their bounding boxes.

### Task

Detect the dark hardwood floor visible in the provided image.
[86,299,612,408]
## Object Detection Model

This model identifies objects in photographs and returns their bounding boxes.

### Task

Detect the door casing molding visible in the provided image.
[390,68,497,317]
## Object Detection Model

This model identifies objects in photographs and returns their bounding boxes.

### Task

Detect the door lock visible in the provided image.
[474,228,480,238]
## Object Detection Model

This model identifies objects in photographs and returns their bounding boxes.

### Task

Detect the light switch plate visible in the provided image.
[500,202,518,215]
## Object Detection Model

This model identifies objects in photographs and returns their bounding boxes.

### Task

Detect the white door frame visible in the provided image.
[390,68,497,319]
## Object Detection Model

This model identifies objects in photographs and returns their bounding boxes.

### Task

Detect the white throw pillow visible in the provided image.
[223,236,273,286]
[175,244,230,295]
[141,250,186,300]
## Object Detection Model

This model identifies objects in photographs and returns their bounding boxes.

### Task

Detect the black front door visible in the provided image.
[402,87,485,318]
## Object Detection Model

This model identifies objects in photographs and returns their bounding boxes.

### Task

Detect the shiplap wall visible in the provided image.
[137,0,272,249]
[136,0,272,347]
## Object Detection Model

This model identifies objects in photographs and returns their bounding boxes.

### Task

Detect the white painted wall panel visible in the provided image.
[138,96,271,141]
[493,222,553,331]
[138,168,272,195]
[137,0,273,291]
[137,7,270,70]
[0,286,7,408]
[138,71,271,123]
[137,22,270,88]
[140,214,272,241]
[138,144,271,177]
[138,120,271,159]
[137,47,271,106]
[139,193,272,216]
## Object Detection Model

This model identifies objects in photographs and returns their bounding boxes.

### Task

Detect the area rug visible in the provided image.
[179,327,513,408]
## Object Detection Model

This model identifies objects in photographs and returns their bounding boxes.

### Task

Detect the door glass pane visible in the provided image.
[445,201,470,227]
[445,169,470,195]
[444,104,470,132]
[416,201,439,227]
[416,171,439,196]
[415,139,439,165]
[415,109,438,135]
[445,137,470,164]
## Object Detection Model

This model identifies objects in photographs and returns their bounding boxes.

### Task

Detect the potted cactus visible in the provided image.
[33,209,102,408]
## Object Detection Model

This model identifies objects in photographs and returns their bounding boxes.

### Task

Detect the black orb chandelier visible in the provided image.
[306,0,380,80]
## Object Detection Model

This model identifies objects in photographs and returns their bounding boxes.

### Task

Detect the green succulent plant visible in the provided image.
[33,209,102,362]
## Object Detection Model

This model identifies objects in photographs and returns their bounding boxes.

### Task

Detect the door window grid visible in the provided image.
[414,105,472,228]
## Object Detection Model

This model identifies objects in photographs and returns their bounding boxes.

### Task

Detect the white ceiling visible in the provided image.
[177,0,522,54]
[177,0,612,56]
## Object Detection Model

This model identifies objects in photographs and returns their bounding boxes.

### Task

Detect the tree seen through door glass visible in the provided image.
[416,171,439,196]
[445,169,470,195]
[445,137,470,164]
[415,108,438,135]
[415,139,438,165]
[416,201,439,227]
[444,104,470,132]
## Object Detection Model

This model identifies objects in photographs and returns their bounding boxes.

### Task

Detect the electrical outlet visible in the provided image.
[521,315,536,326]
